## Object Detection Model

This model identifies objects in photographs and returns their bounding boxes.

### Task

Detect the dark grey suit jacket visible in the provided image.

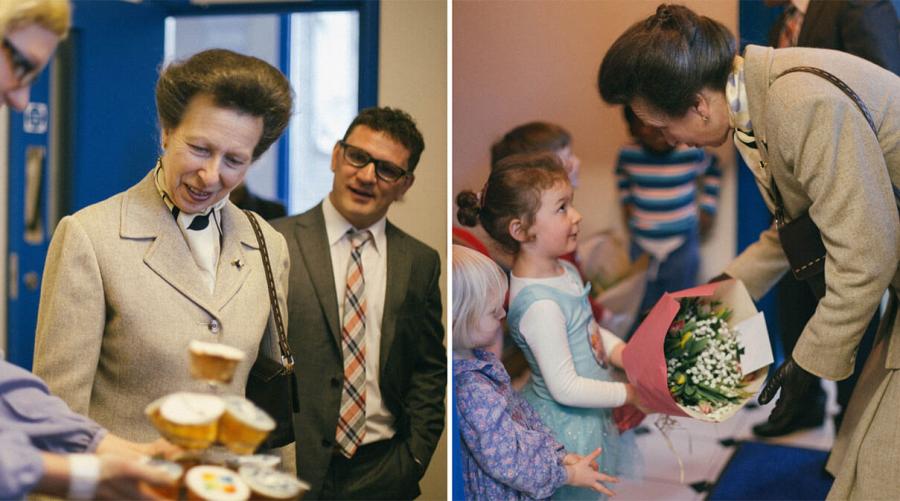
[769,0,900,74]
[271,203,445,499]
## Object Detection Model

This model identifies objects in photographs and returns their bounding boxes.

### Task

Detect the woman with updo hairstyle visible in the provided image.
[599,4,899,498]
[33,49,294,442]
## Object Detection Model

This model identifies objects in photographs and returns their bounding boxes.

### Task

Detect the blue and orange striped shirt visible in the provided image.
[615,145,721,240]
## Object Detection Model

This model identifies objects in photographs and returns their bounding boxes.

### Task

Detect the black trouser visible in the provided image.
[319,437,422,500]
[776,273,879,418]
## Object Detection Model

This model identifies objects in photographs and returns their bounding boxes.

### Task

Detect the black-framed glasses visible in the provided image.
[338,140,411,183]
[2,37,39,88]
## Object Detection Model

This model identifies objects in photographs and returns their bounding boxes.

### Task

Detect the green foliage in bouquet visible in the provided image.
[665,298,750,414]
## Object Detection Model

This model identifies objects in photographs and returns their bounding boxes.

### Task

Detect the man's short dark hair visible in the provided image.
[343,107,426,172]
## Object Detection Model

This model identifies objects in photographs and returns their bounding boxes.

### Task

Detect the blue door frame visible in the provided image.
[6,0,379,369]
[737,0,787,364]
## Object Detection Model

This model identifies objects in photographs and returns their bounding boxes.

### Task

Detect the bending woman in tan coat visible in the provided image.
[33,49,293,442]
[598,4,899,499]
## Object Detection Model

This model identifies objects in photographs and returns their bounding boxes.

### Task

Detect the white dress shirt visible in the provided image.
[322,197,395,443]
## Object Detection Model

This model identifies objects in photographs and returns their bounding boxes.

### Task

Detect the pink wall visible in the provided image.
[453,0,739,279]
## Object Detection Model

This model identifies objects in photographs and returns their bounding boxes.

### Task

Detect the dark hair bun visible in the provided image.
[456,190,481,227]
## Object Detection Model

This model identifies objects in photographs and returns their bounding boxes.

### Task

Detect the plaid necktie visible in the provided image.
[777,5,804,49]
[336,229,372,458]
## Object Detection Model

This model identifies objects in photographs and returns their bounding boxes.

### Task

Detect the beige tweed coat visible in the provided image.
[725,45,900,499]
[33,170,289,442]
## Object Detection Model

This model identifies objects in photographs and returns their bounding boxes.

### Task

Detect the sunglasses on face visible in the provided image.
[338,140,411,183]
[2,37,39,88]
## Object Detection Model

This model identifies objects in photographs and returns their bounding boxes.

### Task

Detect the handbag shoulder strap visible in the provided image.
[776,66,876,133]
[769,66,878,225]
[243,210,294,374]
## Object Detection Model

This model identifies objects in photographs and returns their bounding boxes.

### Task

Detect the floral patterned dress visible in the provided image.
[455,349,569,500]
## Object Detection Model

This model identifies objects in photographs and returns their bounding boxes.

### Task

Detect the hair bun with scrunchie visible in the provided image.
[456,190,481,227]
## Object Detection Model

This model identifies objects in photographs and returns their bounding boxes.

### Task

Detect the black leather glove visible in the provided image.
[757,357,817,423]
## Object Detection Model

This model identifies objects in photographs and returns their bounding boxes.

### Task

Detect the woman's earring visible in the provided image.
[702,115,709,123]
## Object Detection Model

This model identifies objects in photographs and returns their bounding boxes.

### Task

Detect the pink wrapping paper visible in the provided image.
[621,280,768,421]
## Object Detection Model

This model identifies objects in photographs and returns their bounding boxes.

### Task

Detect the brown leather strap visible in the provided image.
[777,66,876,132]
[244,210,294,374]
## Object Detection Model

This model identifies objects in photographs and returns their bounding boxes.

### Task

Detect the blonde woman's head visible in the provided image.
[0,0,71,39]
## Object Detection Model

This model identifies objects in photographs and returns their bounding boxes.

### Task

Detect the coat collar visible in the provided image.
[119,170,256,315]
[742,44,775,158]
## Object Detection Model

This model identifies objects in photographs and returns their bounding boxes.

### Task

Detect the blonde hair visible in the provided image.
[452,245,508,351]
[0,0,71,40]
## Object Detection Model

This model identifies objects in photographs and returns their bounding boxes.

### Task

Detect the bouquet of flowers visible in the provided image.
[664,298,753,419]
[622,279,773,422]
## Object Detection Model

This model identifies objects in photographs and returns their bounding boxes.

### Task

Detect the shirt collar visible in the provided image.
[791,0,809,14]
[153,159,227,218]
[322,195,386,254]
[452,349,510,384]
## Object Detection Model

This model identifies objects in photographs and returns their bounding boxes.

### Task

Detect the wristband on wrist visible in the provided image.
[67,454,100,500]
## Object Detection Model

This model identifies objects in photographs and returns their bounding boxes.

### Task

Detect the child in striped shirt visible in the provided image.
[616,106,722,324]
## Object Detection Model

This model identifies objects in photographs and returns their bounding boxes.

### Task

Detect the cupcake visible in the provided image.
[228,454,281,471]
[238,465,309,501]
[218,396,276,455]
[189,340,246,384]
[185,465,249,501]
[147,393,225,450]
[140,458,183,499]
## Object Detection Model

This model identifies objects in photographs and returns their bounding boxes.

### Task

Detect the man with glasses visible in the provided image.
[273,107,445,499]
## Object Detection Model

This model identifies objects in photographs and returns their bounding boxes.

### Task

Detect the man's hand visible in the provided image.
[758,357,817,424]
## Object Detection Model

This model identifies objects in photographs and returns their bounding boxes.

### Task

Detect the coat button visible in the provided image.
[208,319,220,333]
[330,377,341,388]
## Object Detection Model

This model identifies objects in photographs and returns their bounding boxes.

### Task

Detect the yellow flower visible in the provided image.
[675,373,686,385]
[679,331,692,349]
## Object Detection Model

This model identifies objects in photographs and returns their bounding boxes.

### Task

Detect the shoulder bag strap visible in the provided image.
[243,210,294,374]
[769,66,879,225]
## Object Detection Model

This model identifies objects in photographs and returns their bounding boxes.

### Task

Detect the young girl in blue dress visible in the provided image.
[457,152,644,500]
[452,245,618,500]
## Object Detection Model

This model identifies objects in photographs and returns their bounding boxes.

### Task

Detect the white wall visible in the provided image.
[379,1,448,499]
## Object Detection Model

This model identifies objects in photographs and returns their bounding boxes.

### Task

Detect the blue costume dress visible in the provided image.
[508,262,639,499]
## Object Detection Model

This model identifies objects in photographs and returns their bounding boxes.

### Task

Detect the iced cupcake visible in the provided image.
[140,458,184,499]
[185,465,249,501]
[218,396,276,454]
[189,340,245,384]
[147,393,225,449]
[239,465,309,501]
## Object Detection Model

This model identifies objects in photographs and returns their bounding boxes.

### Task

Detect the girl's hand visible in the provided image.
[564,448,619,496]
[563,453,598,471]
[609,343,625,369]
[625,384,652,414]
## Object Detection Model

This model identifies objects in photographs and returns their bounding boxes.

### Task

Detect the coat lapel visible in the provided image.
[214,204,253,311]
[295,204,342,347]
[380,221,411,372]
[120,171,219,317]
